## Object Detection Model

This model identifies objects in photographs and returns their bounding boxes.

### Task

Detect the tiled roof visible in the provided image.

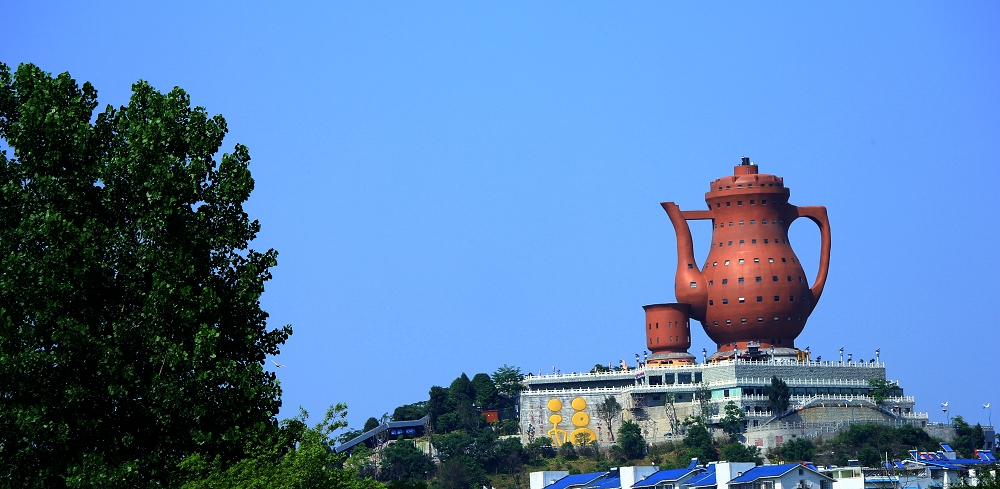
[730,464,832,484]
[634,469,698,488]
[547,472,607,489]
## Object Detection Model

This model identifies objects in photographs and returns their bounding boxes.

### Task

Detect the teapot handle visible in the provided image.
[792,205,832,308]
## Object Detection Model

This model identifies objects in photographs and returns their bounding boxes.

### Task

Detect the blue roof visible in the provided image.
[731,464,816,483]
[589,477,622,489]
[686,470,716,488]
[634,469,698,488]
[547,473,607,489]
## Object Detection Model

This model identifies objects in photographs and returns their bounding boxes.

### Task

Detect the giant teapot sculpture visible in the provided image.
[647,158,831,362]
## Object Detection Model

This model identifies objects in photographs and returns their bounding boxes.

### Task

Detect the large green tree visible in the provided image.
[0,63,290,487]
[765,376,791,416]
[614,420,646,460]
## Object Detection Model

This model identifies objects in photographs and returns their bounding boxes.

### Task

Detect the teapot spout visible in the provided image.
[661,202,709,322]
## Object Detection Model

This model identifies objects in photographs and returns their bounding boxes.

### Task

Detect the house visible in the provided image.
[532,472,608,489]
[633,467,706,489]
[727,463,834,489]
[679,462,758,489]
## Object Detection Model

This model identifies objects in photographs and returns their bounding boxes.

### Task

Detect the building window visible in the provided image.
[752,239,757,244]
[790,296,795,301]
[713,261,718,266]
[713,321,718,326]
[782,258,787,262]
[709,300,714,305]
[726,319,732,324]
[741,318,747,323]
[739,240,745,245]
[726,202,731,206]
[750,200,755,205]
[774,317,779,321]
[729,222,734,227]
[709,280,713,286]
[724,389,730,397]
[739,220,744,225]
[774,296,780,301]
[757,296,763,302]
[716,203,721,208]
[688,263,694,268]
[769,258,774,263]
[762,200,767,205]
[739,259,745,264]
[756,276,762,282]
[758,317,764,322]
[728,241,733,246]
[754,258,760,263]
[737,201,743,206]
[738,277,744,284]
[787,276,792,281]
[750,220,756,225]
[722,298,729,304]
[772,276,779,281]
[690,282,697,288]
[722,279,728,284]
[738,297,745,303]
[725,260,730,265]
[764,239,769,243]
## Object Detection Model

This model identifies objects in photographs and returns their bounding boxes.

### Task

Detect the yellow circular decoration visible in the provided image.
[569,427,597,445]
[549,414,563,424]
[571,397,587,411]
[571,411,590,427]
[547,399,563,412]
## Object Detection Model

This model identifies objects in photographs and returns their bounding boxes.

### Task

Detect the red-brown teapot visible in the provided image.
[663,157,831,358]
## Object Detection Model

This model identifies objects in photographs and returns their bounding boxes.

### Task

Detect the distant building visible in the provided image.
[520,359,926,449]
[334,416,429,455]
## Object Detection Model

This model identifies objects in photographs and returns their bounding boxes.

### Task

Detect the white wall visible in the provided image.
[530,471,569,489]
[621,466,661,489]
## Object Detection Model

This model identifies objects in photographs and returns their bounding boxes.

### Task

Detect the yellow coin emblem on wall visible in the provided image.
[571,411,590,427]
[547,399,563,412]
[571,397,587,411]
[549,414,563,425]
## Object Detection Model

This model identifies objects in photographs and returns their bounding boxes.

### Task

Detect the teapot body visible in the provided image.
[664,160,831,356]
[700,173,812,351]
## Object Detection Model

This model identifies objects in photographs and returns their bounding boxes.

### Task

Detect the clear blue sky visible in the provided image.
[5,2,998,430]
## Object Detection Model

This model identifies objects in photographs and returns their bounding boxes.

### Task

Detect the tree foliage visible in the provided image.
[816,423,939,466]
[765,376,791,416]
[470,373,497,409]
[771,437,815,462]
[952,416,986,459]
[383,441,434,483]
[614,420,646,460]
[181,404,383,489]
[682,418,717,462]
[595,396,622,442]
[867,379,897,404]
[491,365,524,398]
[0,63,290,487]
[392,403,427,422]
[719,442,763,464]
[721,401,745,441]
